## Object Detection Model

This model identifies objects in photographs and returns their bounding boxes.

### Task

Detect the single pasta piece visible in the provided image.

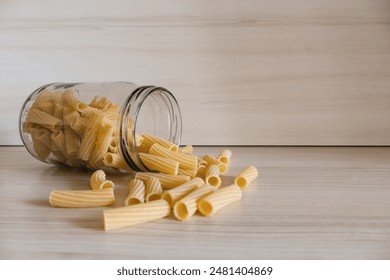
[145,177,163,201]
[139,153,179,175]
[62,88,80,110]
[32,89,54,114]
[234,165,258,189]
[103,152,127,169]
[205,165,221,188]
[35,99,55,115]
[53,103,65,120]
[89,122,115,167]
[217,149,232,165]
[178,145,193,155]
[203,154,227,174]
[49,188,115,208]
[196,165,207,178]
[78,110,104,161]
[103,200,170,231]
[125,178,145,206]
[149,143,198,171]
[135,172,190,189]
[50,131,68,158]
[162,177,204,207]
[31,128,51,161]
[26,108,62,132]
[63,125,81,156]
[198,185,242,217]
[90,170,114,190]
[173,184,214,221]
[141,133,178,152]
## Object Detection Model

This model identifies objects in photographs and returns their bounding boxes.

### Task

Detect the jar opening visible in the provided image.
[119,86,182,172]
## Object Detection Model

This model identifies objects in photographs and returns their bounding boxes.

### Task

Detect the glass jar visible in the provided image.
[19,82,182,172]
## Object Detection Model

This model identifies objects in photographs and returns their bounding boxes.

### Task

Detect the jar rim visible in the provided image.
[118,85,182,172]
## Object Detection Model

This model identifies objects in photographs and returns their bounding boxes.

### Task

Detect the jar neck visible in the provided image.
[118,85,182,172]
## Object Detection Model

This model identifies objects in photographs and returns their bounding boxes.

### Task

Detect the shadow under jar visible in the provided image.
[19,82,182,172]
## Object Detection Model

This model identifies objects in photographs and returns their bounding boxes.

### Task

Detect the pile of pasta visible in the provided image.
[26,89,259,230]
[49,136,258,231]
[22,88,137,170]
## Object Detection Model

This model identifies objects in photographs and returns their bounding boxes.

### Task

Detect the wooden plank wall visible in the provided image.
[1,0,389,145]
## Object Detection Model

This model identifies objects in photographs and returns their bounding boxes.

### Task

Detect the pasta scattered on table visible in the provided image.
[234,165,258,189]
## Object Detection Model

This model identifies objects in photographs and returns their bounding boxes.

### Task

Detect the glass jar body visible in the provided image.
[19,82,182,172]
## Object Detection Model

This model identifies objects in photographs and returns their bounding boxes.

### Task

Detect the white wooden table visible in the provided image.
[0,146,389,259]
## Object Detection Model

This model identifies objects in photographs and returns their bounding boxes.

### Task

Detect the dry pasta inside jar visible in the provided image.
[19,82,182,172]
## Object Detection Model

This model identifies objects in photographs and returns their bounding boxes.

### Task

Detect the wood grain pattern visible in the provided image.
[0,146,389,259]
[1,0,390,145]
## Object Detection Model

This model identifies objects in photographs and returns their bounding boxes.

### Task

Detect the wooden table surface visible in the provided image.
[0,146,389,259]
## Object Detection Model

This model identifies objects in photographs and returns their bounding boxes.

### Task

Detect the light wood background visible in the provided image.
[1,0,390,145]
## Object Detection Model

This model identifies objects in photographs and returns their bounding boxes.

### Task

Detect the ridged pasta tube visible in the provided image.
[31,128,51,161]
[50,131,68,158]
[198,185,242,217]
[149,143,198,171]
[162,177,204,207]
[89,122,115,167]
[63,126,81,156]
[32,89,54,114]
[49,188,115,208]
[139,153,179,175]
[62,88,80,110]
[217,149,232,165]
[145,177,163,201]
[90,170,114,190]
[103,200,170,231]
[27,108,62,132]
[125,178,145,206]
[35,99,55,115]
[205,164,221,188]
[234,165,258,189]
[196,165,207,179]
[173,184,214,221]
[78,110,104,161]
[103,152,127,169]
[141,133,178,152]
[135,172,190,189]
